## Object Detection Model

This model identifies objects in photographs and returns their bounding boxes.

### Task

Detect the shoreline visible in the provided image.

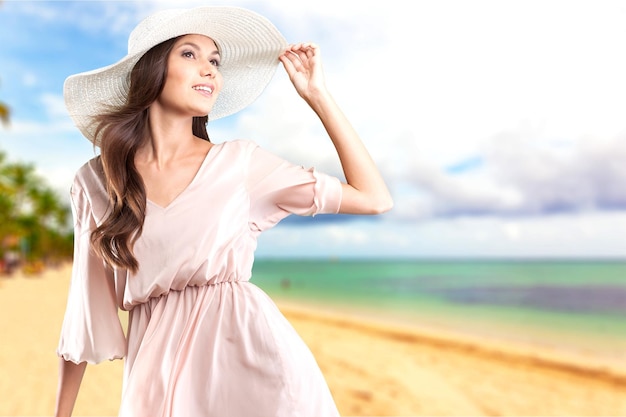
[1,263,625,416]
[275,298,626,382]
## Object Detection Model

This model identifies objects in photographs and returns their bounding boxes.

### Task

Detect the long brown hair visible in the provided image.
[91,36,210,272]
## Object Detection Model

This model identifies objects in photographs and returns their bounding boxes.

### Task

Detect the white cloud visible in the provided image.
[485,133,626,214]
[388,129,626,220]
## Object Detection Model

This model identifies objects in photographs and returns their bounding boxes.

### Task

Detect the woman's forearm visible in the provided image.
[54,358,87,417]
[309,90,393,214]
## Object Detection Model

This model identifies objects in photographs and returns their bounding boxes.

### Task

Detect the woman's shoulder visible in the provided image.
[222,139,284,159]
[72,155,106,195]
[221,139,258,152]
[214,139,266,162]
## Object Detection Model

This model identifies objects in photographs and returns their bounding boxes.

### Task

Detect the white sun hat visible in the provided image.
[64,6,288,145]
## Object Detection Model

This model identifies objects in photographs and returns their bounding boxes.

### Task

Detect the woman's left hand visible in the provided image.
[279,43,327,103]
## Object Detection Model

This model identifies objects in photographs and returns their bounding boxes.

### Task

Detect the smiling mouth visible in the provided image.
[192,86,214,94]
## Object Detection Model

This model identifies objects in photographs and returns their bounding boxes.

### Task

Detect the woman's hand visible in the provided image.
[279,43,327,103]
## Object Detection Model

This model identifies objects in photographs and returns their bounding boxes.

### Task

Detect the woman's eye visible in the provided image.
[210,59,221,67]
[182,51,195,58]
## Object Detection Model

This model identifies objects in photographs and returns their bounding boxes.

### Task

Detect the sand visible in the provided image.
[1,263,625,416]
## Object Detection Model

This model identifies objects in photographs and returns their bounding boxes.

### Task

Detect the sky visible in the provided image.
[1,0,625,259]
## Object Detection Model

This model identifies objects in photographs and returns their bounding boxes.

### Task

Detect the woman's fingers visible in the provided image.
[285,43,319,64]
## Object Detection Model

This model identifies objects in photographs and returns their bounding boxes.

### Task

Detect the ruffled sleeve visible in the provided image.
[56,179,126,364]
[246,142,343,232]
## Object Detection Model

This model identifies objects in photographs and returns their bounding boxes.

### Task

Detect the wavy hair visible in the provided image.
[91,36,210,272]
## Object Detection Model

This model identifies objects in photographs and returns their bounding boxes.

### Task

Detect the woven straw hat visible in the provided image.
[64,6,288,144]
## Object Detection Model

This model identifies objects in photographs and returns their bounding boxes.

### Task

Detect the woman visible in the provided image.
[55,6,392,417]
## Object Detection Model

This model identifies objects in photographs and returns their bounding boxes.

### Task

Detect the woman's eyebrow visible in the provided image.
[178,42,221,57]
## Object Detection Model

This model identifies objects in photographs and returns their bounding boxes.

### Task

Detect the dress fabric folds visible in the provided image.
[57,140,342,417]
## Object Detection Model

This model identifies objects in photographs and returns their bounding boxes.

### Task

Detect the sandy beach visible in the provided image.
[1,263,625,416]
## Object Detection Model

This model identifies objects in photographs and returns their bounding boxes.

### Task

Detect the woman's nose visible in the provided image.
[201,64,214,78]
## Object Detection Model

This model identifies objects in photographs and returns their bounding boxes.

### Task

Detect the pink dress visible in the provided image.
[57,140,342,417]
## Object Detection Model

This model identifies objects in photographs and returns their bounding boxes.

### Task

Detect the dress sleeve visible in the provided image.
[247,143,343,232]
[56,181,126,364]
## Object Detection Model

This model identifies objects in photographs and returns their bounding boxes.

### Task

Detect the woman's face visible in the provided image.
[154,34,224,118]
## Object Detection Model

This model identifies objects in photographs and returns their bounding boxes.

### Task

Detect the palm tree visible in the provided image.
[0,152,17,238]
[3,162,37,213]
[0,154,72,272]
[29,187,70,261]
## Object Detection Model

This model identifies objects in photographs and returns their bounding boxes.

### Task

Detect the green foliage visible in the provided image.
[0,150,73,266]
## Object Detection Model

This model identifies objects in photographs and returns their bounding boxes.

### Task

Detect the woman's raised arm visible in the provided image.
[280,43,393,215]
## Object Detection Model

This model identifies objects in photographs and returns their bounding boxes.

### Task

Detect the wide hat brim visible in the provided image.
[64,6,288,145]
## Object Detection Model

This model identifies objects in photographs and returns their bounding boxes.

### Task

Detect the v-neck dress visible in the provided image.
[57,139,343,417]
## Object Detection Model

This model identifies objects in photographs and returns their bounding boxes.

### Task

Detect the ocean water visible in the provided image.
[251,258,626,361]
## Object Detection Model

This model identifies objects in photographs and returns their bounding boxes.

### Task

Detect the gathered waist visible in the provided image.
[124,278,252,311]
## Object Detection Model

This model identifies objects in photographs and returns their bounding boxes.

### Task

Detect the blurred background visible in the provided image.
[1,0,625,416]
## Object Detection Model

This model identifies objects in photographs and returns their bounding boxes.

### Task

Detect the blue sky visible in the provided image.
[1,0,626,259]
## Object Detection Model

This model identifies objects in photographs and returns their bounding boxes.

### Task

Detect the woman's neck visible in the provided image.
[139,110,199,167]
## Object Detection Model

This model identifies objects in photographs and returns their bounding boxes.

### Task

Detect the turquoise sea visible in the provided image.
[251,259,626,362]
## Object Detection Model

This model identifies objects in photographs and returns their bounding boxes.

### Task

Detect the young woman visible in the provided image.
[55,6,392,417]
